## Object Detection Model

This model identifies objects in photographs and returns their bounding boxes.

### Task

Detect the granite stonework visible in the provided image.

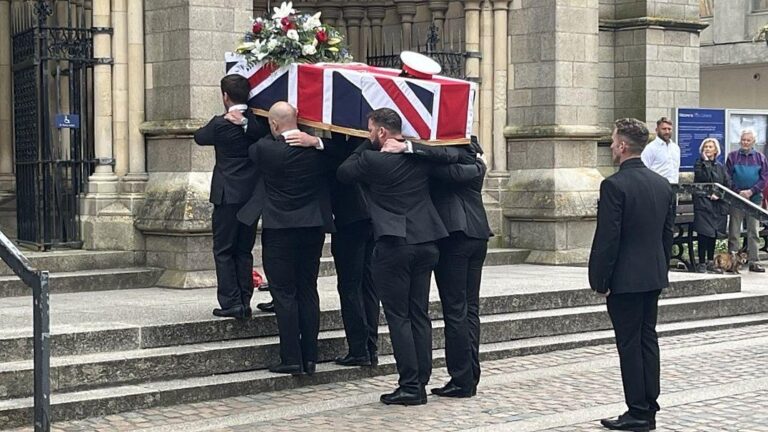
[138,0,251,288]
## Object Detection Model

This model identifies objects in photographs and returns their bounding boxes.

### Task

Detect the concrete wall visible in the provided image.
[701,65,768,109]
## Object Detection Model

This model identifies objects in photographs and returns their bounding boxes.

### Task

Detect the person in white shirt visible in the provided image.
[641,117,680,184]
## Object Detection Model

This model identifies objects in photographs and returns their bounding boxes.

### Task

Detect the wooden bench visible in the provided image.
[672,201,768,271]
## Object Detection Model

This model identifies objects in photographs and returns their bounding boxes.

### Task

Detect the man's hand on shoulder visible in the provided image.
[224,110,245,125]
[286,131,322,149]
[380,138,409,154]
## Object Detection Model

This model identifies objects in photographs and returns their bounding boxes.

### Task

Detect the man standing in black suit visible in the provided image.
[249,101,334,376]
[589,118,675,432]
[337,108,479,405]
[194,75,270,320]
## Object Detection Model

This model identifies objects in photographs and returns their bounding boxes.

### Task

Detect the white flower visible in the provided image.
[302,44,317,55]
[303,11,322,31]
[272,2,295,20]
[266,39,279,51]
[286,29,299,41]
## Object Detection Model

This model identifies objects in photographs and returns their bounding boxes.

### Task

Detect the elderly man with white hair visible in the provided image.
[725,128,768,273]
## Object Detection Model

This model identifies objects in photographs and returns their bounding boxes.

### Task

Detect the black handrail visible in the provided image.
[0,229,50,431]
[676,183,768,223]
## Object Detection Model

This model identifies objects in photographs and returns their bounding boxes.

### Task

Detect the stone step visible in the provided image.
[1,290,765,399]
[0,267,163,298]
[314,248,529,277]
[0,250,141,276]
[0,274,739,362]
[2,311,767,428]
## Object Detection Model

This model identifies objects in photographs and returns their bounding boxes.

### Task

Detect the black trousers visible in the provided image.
[434,232,488,389]
[212,203,257,310]
[698,235,716,263]
[262,227,325,365]
[372,237,439,392]
[607,290,662,420]
[331,219,379,358]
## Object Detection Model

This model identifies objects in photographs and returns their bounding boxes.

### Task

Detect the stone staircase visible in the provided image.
[1,257,768,428]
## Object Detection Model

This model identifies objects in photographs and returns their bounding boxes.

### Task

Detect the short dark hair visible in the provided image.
[368,108,402,134]
[656,116,673,127]
[220,74,250,104]
[614,118,649,155]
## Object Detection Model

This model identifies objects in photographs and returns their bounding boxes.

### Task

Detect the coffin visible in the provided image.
[225,53,476,145]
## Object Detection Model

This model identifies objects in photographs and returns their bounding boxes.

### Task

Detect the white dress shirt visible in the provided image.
[281,128,323,149]
[641,136,680,184]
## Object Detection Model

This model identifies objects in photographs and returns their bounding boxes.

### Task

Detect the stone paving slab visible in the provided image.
[6,322,768,432]
[0,265,743,335]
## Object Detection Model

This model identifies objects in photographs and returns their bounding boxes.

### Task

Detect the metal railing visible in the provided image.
[676,182,768,223]
[0,229,50,431]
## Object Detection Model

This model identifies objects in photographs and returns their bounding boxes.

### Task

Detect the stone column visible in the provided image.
[88,0,117,189]
[502,0,605,264]
[608,0,706,124]
[395,0,417,50]
[479,0,493,168]
[462,0,481,136]
[0,0,13,192]
[123,0,147,191]
[137,0,253,289]
[367,5,386,57]
[343,4,365,62]
[428,1,449,47]
[112,0,128,177]
[319,1,341,27]
[491,0,508,173]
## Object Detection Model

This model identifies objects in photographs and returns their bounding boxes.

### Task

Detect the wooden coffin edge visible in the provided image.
[251,108,469,146]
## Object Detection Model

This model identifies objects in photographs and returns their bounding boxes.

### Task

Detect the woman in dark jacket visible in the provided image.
[693,137,728,272]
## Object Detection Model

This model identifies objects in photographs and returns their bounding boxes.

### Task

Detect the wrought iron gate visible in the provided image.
[11,0,94,250]
[367,23,469,79]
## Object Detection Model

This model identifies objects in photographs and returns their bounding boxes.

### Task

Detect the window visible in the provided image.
[755,0,768,12]
[700,0,714,17]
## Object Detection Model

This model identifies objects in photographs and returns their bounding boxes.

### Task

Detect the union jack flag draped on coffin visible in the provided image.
[225,53,476,144]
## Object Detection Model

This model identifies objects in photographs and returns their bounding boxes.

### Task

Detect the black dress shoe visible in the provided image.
[369,351,378,367]
[600,413,651,431]
[257,282,270,292]
[431,381,473,398]
[256,301,275,313]
[212,305,247,319]
[303,361,316,376]
[750,263,766,273]
[268,363,304,375]
[380,387,426,406]
[334,354,371,367]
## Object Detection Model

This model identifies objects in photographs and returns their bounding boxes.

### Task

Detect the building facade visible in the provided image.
[0,0,708,287]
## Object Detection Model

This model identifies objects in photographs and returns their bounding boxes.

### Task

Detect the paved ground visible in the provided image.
[6,317,768,431]
[0,265,730,337]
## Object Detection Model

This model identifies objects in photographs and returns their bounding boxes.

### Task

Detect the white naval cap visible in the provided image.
[400,51,441,79]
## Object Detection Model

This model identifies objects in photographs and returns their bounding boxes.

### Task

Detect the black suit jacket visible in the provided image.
[244,134,335,232]
[194,110,269,205]
[338,141,478,244]
[429,147,492,240]
[588,158,675,294]
[323,134,371,228]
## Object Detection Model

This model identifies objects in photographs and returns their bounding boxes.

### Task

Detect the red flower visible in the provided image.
[315,30,328,43]
[252,21,263,34]
[281,17,296,31]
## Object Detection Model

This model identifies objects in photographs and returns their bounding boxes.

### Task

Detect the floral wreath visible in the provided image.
[235,1,353,67]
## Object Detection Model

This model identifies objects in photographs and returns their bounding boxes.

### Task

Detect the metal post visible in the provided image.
[33,270,51,432]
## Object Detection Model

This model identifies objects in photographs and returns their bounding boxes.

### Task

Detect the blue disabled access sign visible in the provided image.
[55,114,80,129]
[675,108,726,172]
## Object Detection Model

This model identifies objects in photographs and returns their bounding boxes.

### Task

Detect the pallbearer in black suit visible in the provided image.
[429,137,491,398]
[322,134,380,367]
[194,75,270,320]
[249,101,335,376]
[338,108,481,406]
[589,118,675,432]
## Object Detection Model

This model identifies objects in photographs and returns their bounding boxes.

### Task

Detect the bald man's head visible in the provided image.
[268,101,298,136]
